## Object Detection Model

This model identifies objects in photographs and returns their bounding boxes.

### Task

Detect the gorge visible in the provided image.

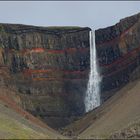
[0,12,140,132]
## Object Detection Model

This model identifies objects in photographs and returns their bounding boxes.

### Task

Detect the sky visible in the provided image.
[0,1,140,29]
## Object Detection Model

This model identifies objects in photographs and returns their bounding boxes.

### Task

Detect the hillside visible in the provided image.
[60,79,140,139]
[0,86,67,139]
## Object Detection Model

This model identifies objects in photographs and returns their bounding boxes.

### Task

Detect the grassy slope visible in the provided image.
[0,102,46,139]
[0,100,68,139]
[0,87,67,139]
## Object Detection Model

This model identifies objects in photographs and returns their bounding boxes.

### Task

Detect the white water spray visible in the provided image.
[84,30,101,112]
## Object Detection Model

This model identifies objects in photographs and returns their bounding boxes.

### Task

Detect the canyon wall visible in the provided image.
[96,12,140,101]
[0,25,90,128]
[0,12,140,128]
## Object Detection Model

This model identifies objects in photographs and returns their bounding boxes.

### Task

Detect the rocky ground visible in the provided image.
[110,120,140,139]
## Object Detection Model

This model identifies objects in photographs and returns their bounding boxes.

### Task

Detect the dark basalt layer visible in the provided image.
[0,25,90,128]
[0,12,140,129]
[96,12,140,101]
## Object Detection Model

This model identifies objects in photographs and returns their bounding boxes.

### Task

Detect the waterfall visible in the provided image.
[84,30,101,112]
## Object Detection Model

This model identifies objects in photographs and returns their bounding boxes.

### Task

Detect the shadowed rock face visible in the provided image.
[0,12,140,129]
[0,25,91,128]
[96,12,140,102]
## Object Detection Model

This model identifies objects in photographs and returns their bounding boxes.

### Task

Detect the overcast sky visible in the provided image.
[0,1,140,29]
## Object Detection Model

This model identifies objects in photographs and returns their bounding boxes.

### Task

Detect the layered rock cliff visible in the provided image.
[0,12,140,129]
[0,25,90,128]
[96,12,140,101]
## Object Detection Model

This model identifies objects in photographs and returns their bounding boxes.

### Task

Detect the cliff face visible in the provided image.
[0,24,90,128]
[0,12,140,129]
[96,13,140,101]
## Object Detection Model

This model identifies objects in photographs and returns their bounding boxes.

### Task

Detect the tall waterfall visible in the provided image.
[84,30,101,112]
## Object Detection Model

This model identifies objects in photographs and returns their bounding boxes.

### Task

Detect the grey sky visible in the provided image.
[0,1,140,29]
